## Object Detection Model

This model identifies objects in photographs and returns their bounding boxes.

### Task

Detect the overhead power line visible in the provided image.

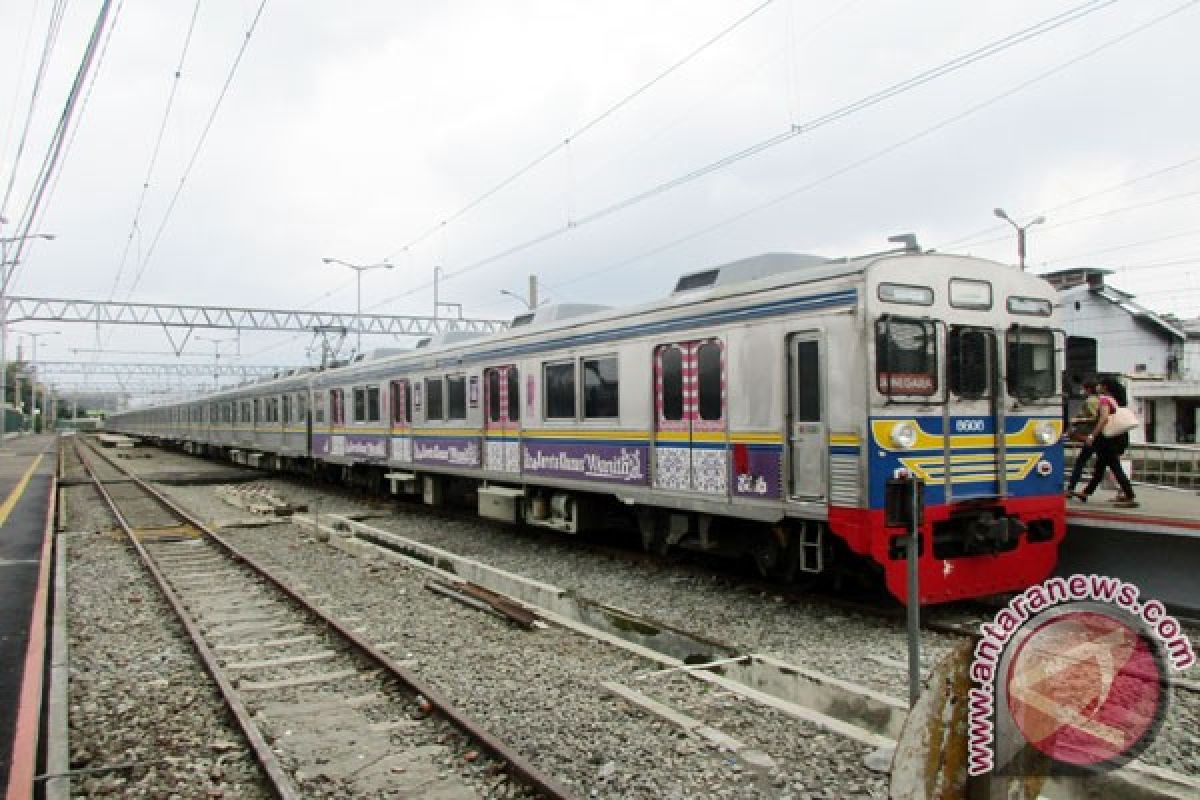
[4,0,115,292]
[108,0,202,302]
[544,0,1198,297]
[123,0,270,300]
[368,0,1122,310]
[382,0,779,262]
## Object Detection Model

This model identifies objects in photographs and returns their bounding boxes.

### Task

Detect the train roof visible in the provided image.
[134,247,1038,405]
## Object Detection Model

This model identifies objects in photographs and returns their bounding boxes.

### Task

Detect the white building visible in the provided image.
[1042,267,1194,443]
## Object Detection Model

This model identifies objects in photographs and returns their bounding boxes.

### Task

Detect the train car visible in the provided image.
[108,245,1066,604]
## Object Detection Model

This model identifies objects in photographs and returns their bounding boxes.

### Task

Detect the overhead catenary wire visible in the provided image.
[122,0,269,301]
[0,0,68,224]
[107,0,202,303]
[4,0,115,293]
[540,0,1197,298]
[366,0,1122,313]
[381,0,780,262]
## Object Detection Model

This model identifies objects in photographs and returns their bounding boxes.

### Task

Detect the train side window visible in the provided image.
[253,399,260,425]
[507,367,519,422]
[367,387,381,422]
[948,327,992,399]
[544,362,576,420]
[283,395,292,424]
[697,342,723,421]
[331,389,344,425]
[876,317,938,397]
[660,346,684,421]
[297,392,308,420]
[314,392,325,424]
[353,388,366,422]
[487,370,501,422]
[390,381,407,424]
[446,376,466,420]
[425,377,444,421]
[405,382,413,424]
[583,356,619,419]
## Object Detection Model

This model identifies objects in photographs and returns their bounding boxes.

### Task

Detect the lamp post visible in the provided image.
[0,229,56,441]
[197,335,236,391]
[993,208,1045,270]
[322,257,393,357]
[22,330,60,432]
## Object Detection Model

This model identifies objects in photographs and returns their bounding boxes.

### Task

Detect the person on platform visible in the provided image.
[1070,379,1137,507]
[1065,381,1100,497]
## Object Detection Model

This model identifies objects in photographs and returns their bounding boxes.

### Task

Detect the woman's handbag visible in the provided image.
[1104,406,1140,436]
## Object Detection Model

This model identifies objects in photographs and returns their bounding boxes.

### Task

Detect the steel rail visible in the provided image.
[76,436,576,800]
[69,439,301,799]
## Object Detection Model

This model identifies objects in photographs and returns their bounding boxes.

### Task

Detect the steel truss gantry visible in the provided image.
[34,361,295,378]
[5,296,508,354]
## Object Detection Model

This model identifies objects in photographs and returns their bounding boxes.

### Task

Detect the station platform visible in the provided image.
[0,435,58,799]
[1061,484,1200,614]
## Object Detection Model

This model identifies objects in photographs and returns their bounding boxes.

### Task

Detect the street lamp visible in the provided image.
[21,330,60,433]
[0,229,57,441]
[197,335,236,390]
[499,289,533,309]
[321,257,393,357]
[993,208,1045,270]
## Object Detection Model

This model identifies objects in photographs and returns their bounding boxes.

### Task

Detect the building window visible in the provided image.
[543,362,576,419]
[583,356,619,419]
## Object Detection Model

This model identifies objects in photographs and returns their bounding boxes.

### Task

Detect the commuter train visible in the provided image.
[107,244,1067,605]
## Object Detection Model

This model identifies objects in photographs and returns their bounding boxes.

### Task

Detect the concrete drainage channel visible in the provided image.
[305,511,1200,800]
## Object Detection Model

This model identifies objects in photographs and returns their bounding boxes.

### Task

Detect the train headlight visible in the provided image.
[1034,421,1057,445]
[889,422,918,449]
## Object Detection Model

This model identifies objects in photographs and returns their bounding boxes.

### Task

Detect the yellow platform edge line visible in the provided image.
[0,453,45,528]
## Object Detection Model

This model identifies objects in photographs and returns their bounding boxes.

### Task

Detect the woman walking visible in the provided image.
[1069,379,1138,507]
[1065,380,1100,496]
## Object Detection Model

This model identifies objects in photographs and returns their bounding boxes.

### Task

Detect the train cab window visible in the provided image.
[660,346,684,421]
[948,327,993,399]
[697,342,723,421]
[507,367,519,422]
[876,317,938,397]
[543,362,576,420]
[425,378,444,421]
[1006,327,1056,401]
[583,357,619,419]
[446,376,466,420]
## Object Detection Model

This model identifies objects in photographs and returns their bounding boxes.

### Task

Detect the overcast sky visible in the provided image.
[2,0,1198,394]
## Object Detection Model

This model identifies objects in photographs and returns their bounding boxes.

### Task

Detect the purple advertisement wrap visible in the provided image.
[732,445,782,499]
[412,436,482,468]
[523,441,650,486]
[314,432,389,461]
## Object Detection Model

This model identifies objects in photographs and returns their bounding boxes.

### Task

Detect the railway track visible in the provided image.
[69,437,573,800]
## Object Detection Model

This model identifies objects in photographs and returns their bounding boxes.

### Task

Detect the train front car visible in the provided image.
[833,253,1065,604]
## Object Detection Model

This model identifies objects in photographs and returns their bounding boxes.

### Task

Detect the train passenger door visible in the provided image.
[947,326,1001,498]
[653,340,728,494]
[389,379,412,463]
[788,334,826,500]
[483,366,521,473]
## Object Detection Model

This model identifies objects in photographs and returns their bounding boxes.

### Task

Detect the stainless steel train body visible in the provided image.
[108,250,1067,604]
